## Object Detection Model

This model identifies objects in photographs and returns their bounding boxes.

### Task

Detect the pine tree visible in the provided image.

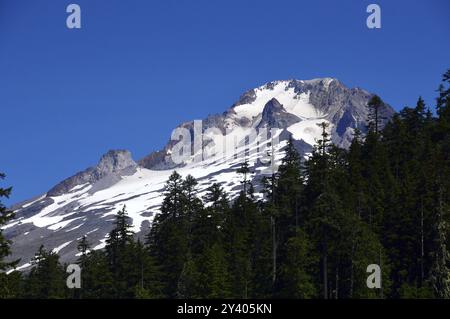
[430,186,450,298]
[0,173,21,298]
[224,162,264,298]
[367,94,386,135]
[75,236,115,298]
[184,183,233,298]
[131,239,163,299]
[77,236,90,261]
[146,171,190,298]
[203,183,229,213]
[277,228,317,298]
[198,243,231,298]
[0,173,19,272]
[160,171,186,221]
[436,69,450,122]
[428,70,450,298]
[347,129,369,220]
[24,245,67,299]
[303,122,334,299]
[105,206,136,298]
[237,160,252,196]
[176,252,200,298]
[275,137,304,231]
[267,137,306,295]
[77,249,115,299]
[191,184,225,257]
[182,174,203,245]
[0,270,22,299]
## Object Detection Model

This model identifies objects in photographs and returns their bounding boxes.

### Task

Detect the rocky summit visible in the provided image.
[3,78,394,271]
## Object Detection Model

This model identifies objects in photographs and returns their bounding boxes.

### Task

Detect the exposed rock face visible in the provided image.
[258,98,301,128]
[140,79,394,169]
[283,79,394,148]
[233,88,257,107]
[96,150,137,177]
[4,78,395,270]
[47,150,137,196]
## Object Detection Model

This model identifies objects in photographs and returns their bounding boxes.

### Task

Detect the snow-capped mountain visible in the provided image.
[3,78,394,271]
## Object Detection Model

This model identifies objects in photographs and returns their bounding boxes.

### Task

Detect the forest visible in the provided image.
[0,70,449,299]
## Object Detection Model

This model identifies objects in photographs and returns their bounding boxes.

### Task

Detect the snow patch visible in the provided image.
[52,241,72,254]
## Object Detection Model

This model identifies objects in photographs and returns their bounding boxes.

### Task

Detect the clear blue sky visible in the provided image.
[0,0,449,205]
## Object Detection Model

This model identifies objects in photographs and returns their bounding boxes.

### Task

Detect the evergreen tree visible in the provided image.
[223,162,267,298]
[303,122,334,299]
[428,70,450,298]
[191,184,226,258]
[4,69,450,300]
[0,270,22,299]
[105,206,137,298]
[277,228,316,298]
[223,192,252,298]
[76,236,115,298]
[24,245,67,299]
[131,239,163,299]
[0,173,20,298]
[430,187,450,298]
[198,243,231,298]
[146,171,190,298]
[268,137,307,296]
[176,252,200,298]
[237,160,252,197]
[0,173,19,272]
[367,94,386,135]
[82,251,115,299]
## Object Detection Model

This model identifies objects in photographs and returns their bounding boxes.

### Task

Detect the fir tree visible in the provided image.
[24,245,67,299]
[277,228,316,298]
[0,173,21,298]
[198,243,231,298]
[146,171,190,298]
[105,206,136,298]
[237,160,252,197]
[430,187,450,298]
[176,252,200,298]
[77,249,115,299]
[0,173,19,272]
[367,94,386,135]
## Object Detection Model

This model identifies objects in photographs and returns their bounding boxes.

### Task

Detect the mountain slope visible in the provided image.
[3,78,394,271]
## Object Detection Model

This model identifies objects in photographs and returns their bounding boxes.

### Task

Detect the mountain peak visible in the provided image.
[6,77,394,270]
[96,150,136,176]
[46,150,136,197]
[264,97,283,109]
[259,98,301,128]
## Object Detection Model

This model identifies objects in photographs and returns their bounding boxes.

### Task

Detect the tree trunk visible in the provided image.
[335,265,339,299]
[271,216,276,285]
[379,247,383,299]
[350,240,356,298]
[323,240,328,299]
[420,198,424,286]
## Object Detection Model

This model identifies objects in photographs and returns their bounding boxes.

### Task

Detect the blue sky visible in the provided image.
[0,0,449,205]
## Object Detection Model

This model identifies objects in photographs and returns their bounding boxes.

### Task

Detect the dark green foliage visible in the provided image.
[0,270,22,299]
[0,173,21,298]
[0,173,19,272]
[147,171,196,297]
[73,208,162,299]
[277,229,317,298]
[23,245,68,299]
[367,94,387,134]
[2,70,450,299]
[77,249,115,299]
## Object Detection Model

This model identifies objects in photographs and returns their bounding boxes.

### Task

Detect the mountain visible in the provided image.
[3,78,394,271]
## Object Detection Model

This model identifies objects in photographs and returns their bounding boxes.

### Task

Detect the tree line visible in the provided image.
[0,70,449,299]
